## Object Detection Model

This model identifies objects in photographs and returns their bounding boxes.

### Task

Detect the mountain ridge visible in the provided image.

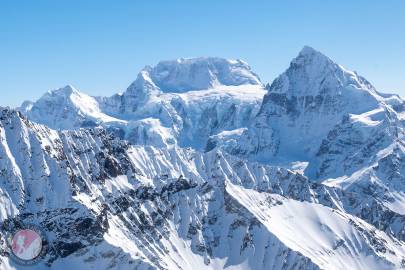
[3,46,405,270]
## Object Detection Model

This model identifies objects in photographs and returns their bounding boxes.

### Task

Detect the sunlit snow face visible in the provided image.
[11,229,43,261]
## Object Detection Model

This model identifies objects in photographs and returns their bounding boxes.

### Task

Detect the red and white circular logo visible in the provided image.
[11,229,43,261]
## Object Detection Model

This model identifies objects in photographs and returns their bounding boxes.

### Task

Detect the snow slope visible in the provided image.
[226,182,404,270]
[2,108,404,269]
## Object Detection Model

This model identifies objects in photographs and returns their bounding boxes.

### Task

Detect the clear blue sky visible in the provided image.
[1,1,404,107]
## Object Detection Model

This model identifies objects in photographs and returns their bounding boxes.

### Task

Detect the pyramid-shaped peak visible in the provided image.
[266,46,378,98]
[292,46,334,67]
[298,46,324,57]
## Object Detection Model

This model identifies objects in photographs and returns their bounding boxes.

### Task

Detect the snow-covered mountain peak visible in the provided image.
[48,84,78,95]
[127,56,262,94]
[20,85,123,130]
[296,45,328,60]
[37,84,82,100]
[291,45,337,78]
[31,85,94,111]
[124,68,160,98]
[37,85,90,106]
[269,46,377,98]
[212,47,394,166]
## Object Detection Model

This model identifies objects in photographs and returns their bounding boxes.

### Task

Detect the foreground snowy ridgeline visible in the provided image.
[0,47,404,270]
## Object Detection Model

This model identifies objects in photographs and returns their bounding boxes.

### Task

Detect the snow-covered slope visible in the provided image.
[3,47,405,269]
[226,182,405,270]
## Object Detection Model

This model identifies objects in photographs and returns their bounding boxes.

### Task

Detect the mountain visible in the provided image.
[208,46,399,164]
[1,47,404,270]
[19,85,124,130]
[133,57,261,93]
[21,57,266,150]
[0,108,404,270]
